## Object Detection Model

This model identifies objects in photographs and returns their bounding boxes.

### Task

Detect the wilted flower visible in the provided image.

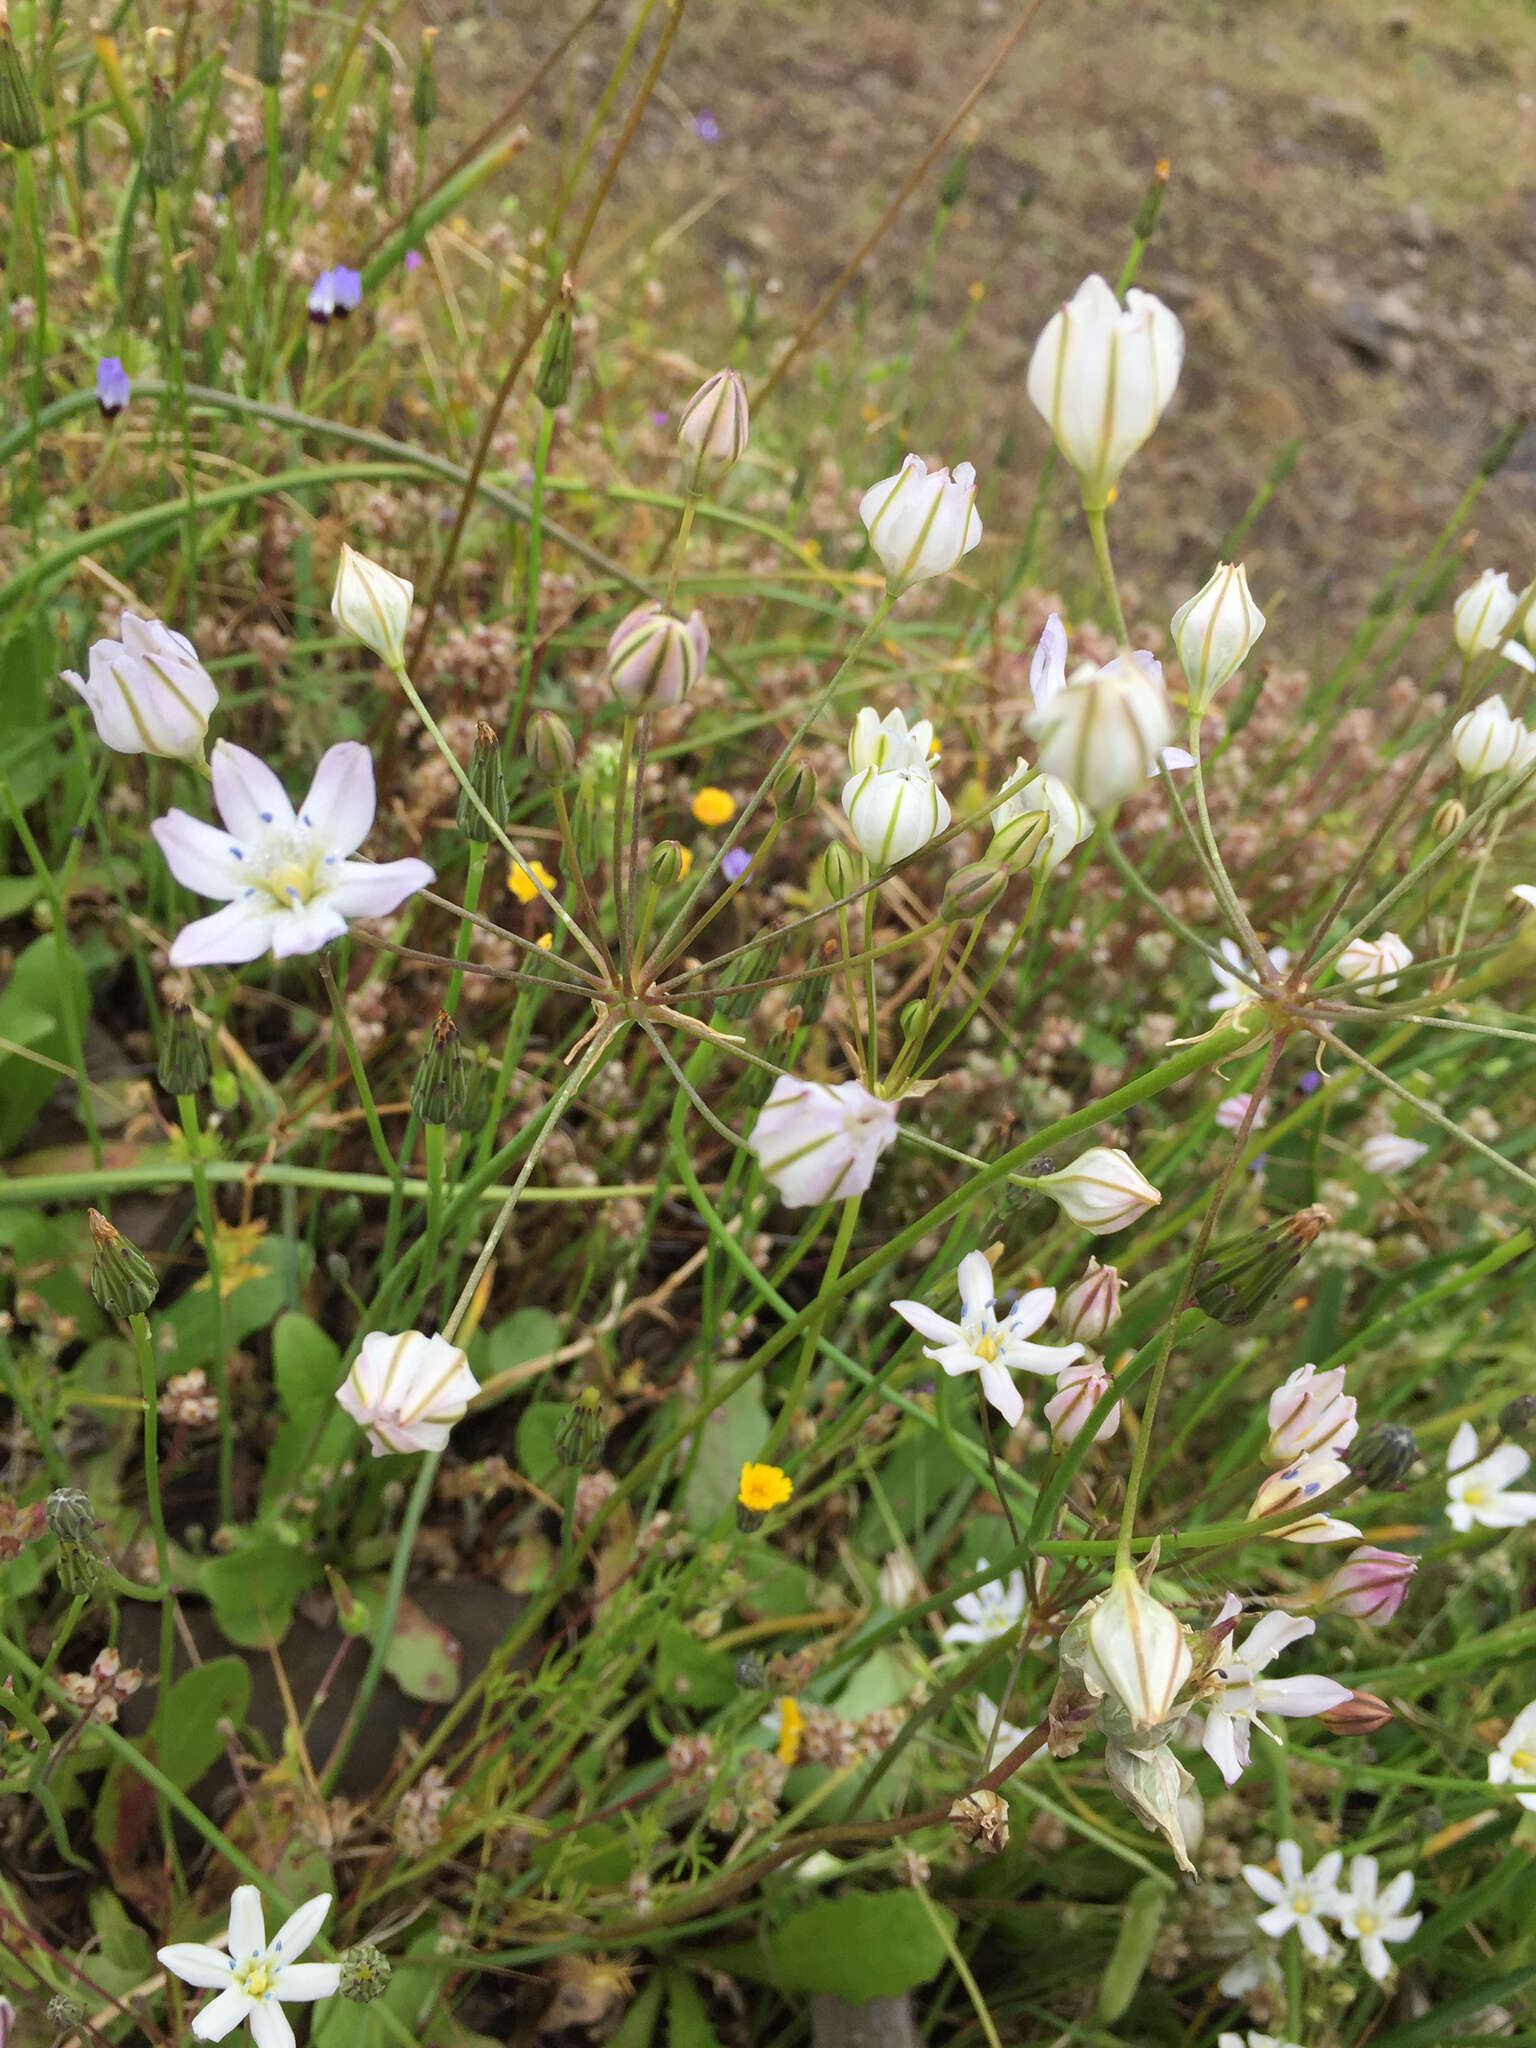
[746,1074,899,1208]
[1085,1568,1192,1732]
[1026,650,1175,811]
[1359,1132,1428,1176]
[63,615,219,760]
[151,740,433,965]
[1334,1855,1421,1983]
[1025,273,1185,508]
[1199,1602,1351,1786]
[1445,1420,1536,1532]
[1249,1451,1361,1543]
[841,705,951,867]
[858,453,982,594]
[1487,1700,1536,1812]
[1265,1363,1357,1465]
[96,355,130,418]
[987,760,1090,873]
[1057,1257,1122,1344]
[1452,569,1535,670]
[1207,935,1289,1012]
[1452,694,1522,778]
[1317,1545,1417,1625]
[335,1329,480,1456]
[1035,1147,1161,1233]
[877,1549,922,1608]
[677,368,749,492]
[330,544,414,666]
[1171,561,1265,715]
[941,1560,1027,1647]
[948,1786,1010,1853]
[1336,931,1413,994]
[157,1886,342,2045]
[891,1249,1081,1428]
[60,1644,144,1724]
[1044,1357,1120,1448]
[605,600,709,708]
[1240,1839,1343,1961]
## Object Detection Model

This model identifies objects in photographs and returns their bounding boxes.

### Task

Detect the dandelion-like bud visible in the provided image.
[46,1997,85,2031]
[1347,1421,1417,1490]
[331,544,414,667]
[773,759,817,818]
[527,710,577,788]
[1170,561,1265,715]
[736,1461,794,1533]
[858,454,982,595]
[733,1653,767,1689]
[942,862,1008,923]
[1025,274,1184,510]
[157,1000,210,1096]
[410,28,437,128]
[948,1787,1010,1854]
[1192,1203,1330,1326]
[0,23,44,149]
[1036,1147,1161,1234]
[534,278,576,409]
[255,0,283,86]
[45,1487,99,1550]
[1058,1258,1122,1344]
[1085,1568,1192,1732]
[605,602,708,709]
[677,369,749,494]
[938,143,971,209]
[410,1011,469,1127]
[554,1386,606,1471]
[1500,1394,1536,1439]
[339,1947,391,2003]
[1320,1689,1394,1737]
[456,722,509,842]
[88,1209,158,1319]
[143,77,180,189]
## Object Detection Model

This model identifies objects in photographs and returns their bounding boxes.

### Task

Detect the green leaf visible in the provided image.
[473,1305,562,1403]
[1097,1876,1165,2022]
[87,1888,156,1996]
[1372,1967,1536,2048]
[514,1400,567,1487]
[682,1381,768,1531]
[606,1975,665,2048]
[712,1890,952,2000]
[153,1656,252,1788]
[665,1972,724,2048]
[199,1533,321,1647]
[655,1622,738,1708]
[263,1311,354,1504]
[0,934,89,1155]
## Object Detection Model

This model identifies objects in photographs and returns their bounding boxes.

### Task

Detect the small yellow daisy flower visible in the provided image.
[509,856,557,905]
[691,786,736,828]
[536,933,553,950]
[774,1696,804,1767]
[738,1462,794,1514]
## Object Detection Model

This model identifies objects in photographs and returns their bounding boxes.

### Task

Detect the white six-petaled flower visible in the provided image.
[1248,1451,1361,1545]
[1334,1853,1421,1983]
[157,1886,341,2048]
[1336,931,1413,995]
[1445,1420,1536,1533]
[857,453,982,594]
[747,1074,899,1209]
[1025,274,1185,509]
[150,740,434,966]
[841,705,952,868]
[942,1560,1028,1648]
[1240,1837,1344,1961]
[335,1329,481,1457]
[1208,935,1289,1012]
[892,1250,1081,1428]
[1359,1132,1428,1176]
[63,614,220,761]
[1487,1699,1536,1812]
[1202,1602,1351,1787]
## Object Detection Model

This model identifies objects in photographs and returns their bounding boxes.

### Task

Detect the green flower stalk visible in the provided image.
[456,722,509,842]
[157,999,210,1095]
[0,23,44,149]
[1192,1203,1330,1327]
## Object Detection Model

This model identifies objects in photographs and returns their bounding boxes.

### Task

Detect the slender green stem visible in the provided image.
[319,953,400,1183]
[444,844,487,1019]
[511,405,556,743]
[1184,712,1270,971]
[762,1194,861,1461]
[12,149,46,536]
[611,715,638,986]
[177,1094,231,1526]
[1084,507,1129,644]
[154,187,198,611]
[663,493,698,614]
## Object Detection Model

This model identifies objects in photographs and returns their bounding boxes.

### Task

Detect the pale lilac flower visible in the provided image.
[1334,1854,1421,1982]
[892,1250,1080,1428]
[1265,1363,1357,1466]
[1240,1837,1344,1960]
[1487,1700,1536,1812]
[693,109,720,142]
[96,355,130,417]
[1201,1604,1351,1787]
[1452,694,1523,777]
[747,1074,898,1209]
[1044,1357,1120,1448]
[157,1886,341,2046]
[1445,1420,1536,1533]
[307,270,337,322]
[1056,1257,1122,1344]
[1360,1132,1428,1176]
[942,1560,1026,1648]
[858,454,982,594]
[1208,935,1289,1012]
[64,615,219,760]
[1336,931,1413,994]
[404,249,423,271]
[330,265,362,315]
[1317,1545,1417,1625]
[606,601,709,708]
[720,847,751,882]
[1216,1092,1268,1132]
[151,740,433,966]
[1027,614,1194,783]
[336,1330,480,1457]
[1249,1451,1361,1544]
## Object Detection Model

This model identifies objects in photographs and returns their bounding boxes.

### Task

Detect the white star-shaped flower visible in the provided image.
[1334,1853,1421,1982]
[1487,1699,1536,1812]
[942,1560,1027,1648]
[157,1887,341,2047]
[1208,935,1290,1012]
[1202,1605,1351,1787]
[1240,1837,1343,1960]
[892,1250,1081,1428]
[1446,1420,1536,1533]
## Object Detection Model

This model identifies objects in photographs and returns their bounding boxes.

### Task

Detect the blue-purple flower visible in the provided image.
[96,356,130,419]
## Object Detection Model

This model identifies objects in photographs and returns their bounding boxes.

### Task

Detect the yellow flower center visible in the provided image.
[237,1961,275,1999]
[1354,1908,1378,1936]
[1462,1482,1488,1506]
[261,855,322,910]
[972,1333,1001,1363]
[1513,1748,1536,1773]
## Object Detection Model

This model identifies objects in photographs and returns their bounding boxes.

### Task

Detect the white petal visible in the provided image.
[978,1359,1023,1429]
[999,1285,1056,1340]
[322,856,435,919]
[169,900,279,967]
[956,1250,994,1321]
[1255,1673,1352,1717]
[268,1966,340,2003]
[1204,1708,1246,1787]
[1275,1838,1304,1885]
[157,1945,235,1991]
[211,742,294,839]
[191,1989,253,2042]
[266,1893,331,1964]
[228,1887,265,1961]
[150,811,251,900]
[1241,1611,1315,1671]
[298,743,377,854]
[1029,614,1068,710]
[1254,1901,1297,1940]
[248,2002,296,2048]
[268,903,350,960]
[1296,1913,1331,1961]
[1241,1863,1286,1907]
[891,1300,962,1346]
[1376,1871,1415,1917]
[1447,1420,1479,1474]
[1479,1443,1532,1489]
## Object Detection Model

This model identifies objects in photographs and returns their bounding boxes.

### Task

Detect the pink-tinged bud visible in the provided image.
[605,601,709,708]
[1265,1362,1357,1466]
[1316,1545,1417,1625]
[1045,1358,1120,1448]
[676,368,749,493]
[1320,1689,1394,1736]
[1057,1256,1122,1344]
[1036,1147,1161,1234]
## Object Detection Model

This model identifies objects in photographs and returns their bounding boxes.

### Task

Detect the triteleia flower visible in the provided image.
[676,368,749,493]
[1240,1839,1343,1962]
[1026,275,1184,508]
[1085,1568,1192,1732]
[841,706,951,867]
[1452,694,1522,778]
[1035,1147,1161,1233]
[1336,931,1413,994]
[1216,1092,1268,1133]
[151,740,433,966]
[1027,615,1193,784]
[1056,1257,1122,1344]
[1218,2036,1305,2048]
[1249,1452,1361,1544]
[1208,935,1289,1011]
[1359,1132,1427,1175]
[1445,1420,1536,1533]
[157,1886,342,2046]
[96,355,130,418]
[747,1074,899,1208]
[1334,1854,1420,1982]
[858,453,982,594]
[330,265,362,316]
[941,1561,1027,1648]
[1265,1363,1357,1465]
[988,760,1090,873]
[892,1250,1081,1428]
[1200,1603,1351,1786]
[63,615,219,760]
[335,1329,480,1457]
[307,269,337,321]
[1044,1357,1120,1448]
[1026,650,1176,811]
[1452,569,1535,671]
[330,544,414,667]
[605,600,709,708]
[1171,561,1266,715]
[1487,1700,1536,1812]
[1317,1545,1417,1625]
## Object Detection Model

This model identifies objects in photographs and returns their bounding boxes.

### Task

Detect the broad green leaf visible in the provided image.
[655,1622,737,1708]
[665,1972,724,2048]
[473,1305,562,1403]
[1097,1876,1165,2022]
[682,1381,768,1531]
[0,935,89,1155]
[712,1889,952,2000]
[152,1656,252,1789]
[199,1533,321,1647]
[606,1975,665,2048]
[263,1311,354,1505]
[514,1399,567,1487]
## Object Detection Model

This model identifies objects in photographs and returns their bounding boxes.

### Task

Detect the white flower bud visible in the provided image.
[1170,561,1265,714]
[858,453,982,595]
[988,761,1091,873]
[1026,653,1174,812]
[841,707,950,868]
[1045,1358,1120,1449]
[1452,569,1535,670]
[1359,1133,1427,1176]
[1335,931,1412,994]
[1452,694,1521,778]
[676,368,749,493]
[330,544,414,667]
[605,601,709,708]
[1057,1256,1122,1344]
[1037,1147,1161,1233]
[746,1074,899,1209]
[1085,1568,1192,1732]
[1026,274,1184,508]
[336,1329,480,1456]
[62,616,219,760]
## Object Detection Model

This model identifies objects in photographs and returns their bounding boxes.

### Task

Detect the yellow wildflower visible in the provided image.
[738,1462,794,1514]
[509,856,557,904]
[537,933,553,950]
[774,1696,804,1767]
[676,846,693,880]
[691,786,736,828]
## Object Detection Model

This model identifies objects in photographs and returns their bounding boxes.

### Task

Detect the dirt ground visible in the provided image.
[433,0,1536,636]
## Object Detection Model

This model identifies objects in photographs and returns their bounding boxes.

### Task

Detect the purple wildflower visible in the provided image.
[307,270,337,323]
[331,265,362,315]
[693,110,720,143]
[404,249,423,272]
[721,848,751,882]
[1297,1069,1322,1097]
[96,356,130,419]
